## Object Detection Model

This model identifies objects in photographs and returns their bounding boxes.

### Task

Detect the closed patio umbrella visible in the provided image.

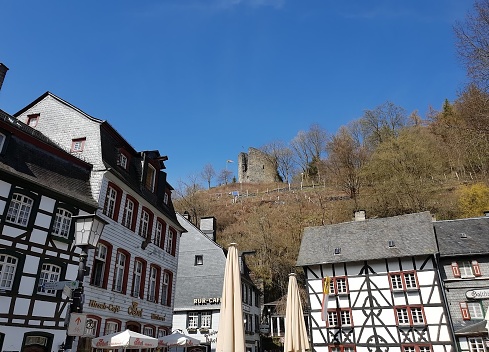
[216,243,245,352]
[284,273,310,352]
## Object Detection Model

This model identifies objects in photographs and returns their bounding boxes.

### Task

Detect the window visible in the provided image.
[6,193,33,226]
[157,329,167,338]
[105,321,119,335]
[113,252,127,293]
[52,208,72,239]
[38,263,61,295]
[148,266,160,302]
[139,208,153,239]
[92,243,109,288]
[329,347,355,352]
[166,228,175,255]
[0,133,6,152]
[132,260,144,298]
[201,311,212,329]
[27,114,39,127]
[329,277,349,295]
[164,192,169,205]
[103,185,118,219]
[121,197,135,230]
[145,164,156,192]
[452,261,482,278]
[71,138,86,152]
[389,272,419,291]
[154,220,164,247]
[396,306,425,326]
[118,153,128,170]
[143,326,154,337]
[468,338,486,352]
[188,312,199,329]
[461,302,484,320]
[0,254,17,289]
[195,255,204,265]
[327,309,352,328]
[161,271,172,306]
[85,317,99,337]
[402,346,432,352]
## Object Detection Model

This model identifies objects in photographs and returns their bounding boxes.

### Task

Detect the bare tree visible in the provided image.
[260,141,297,183]
[173,174,208,225]
[201,163,216,189]
[290,124,328,180]
[218,169,233,185]
[454,0,489,90]
[360,101,408,149]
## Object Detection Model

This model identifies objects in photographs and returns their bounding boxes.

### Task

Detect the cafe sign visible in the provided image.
[466,288,489,299]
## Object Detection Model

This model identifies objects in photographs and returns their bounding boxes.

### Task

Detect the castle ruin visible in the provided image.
[238,147,281,184]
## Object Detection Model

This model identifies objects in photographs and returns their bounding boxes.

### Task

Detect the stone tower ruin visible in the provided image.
[238,147,281,183]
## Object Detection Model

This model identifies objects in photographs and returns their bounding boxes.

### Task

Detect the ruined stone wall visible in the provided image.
[238,147,281,183]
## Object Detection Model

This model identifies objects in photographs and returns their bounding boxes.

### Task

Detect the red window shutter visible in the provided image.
[472,261,482,277]
[460,302,471,320]
[451,262,461,278]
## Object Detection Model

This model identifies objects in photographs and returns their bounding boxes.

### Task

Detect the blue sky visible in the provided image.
[0,0,474,187]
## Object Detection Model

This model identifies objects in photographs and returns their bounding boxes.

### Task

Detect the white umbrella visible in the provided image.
[91,329,158,349]
[284,273,310,352]
[158,331,200,347]
[216,243,245,352]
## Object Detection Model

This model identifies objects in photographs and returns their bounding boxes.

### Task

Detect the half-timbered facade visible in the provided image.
[14,92,185,348]
[0,109,99,352]
[297,211,453,352]
[434,215,489,352]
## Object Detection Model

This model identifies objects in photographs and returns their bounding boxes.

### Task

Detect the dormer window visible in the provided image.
[164,192,169,205]
[334,248,341,255]
[120,154,128,169]
[145,164,156,192]
[27,114,39,127]
[71,138,86,152]
[117,149,130,171]
[0,133,5,152]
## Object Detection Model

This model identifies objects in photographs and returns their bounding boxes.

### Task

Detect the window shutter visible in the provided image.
[472,260,482,277]
[460,302,471,320]
[451,262,461,278]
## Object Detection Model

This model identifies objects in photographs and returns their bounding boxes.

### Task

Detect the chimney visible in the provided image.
[182,211,191,221]
[354,210,366,221]
[484,210,489,217]
[200,216,217,241]
[0,63,8,91]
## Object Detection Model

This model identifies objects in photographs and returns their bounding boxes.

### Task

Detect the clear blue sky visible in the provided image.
[0,0,474,187]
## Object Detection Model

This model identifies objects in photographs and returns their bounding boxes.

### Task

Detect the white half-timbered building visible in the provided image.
[434,215,489,352]
[0,109,99,352]
[14,92,185,350]
[297,211,454,352]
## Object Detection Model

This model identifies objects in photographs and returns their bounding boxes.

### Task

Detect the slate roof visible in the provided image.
[454,319,488,336]
[296,211,436,267]
[0,109,97,209]
[434,216,489,257]
[173,213,226,311]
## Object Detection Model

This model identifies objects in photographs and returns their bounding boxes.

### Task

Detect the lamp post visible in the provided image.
[64,214,108,352]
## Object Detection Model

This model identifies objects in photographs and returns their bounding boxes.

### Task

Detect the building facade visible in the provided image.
[0,109,99,351]
[172,213,262,352]
[14,92,185,348]
[297,211,454,352]
[434,215,489,352]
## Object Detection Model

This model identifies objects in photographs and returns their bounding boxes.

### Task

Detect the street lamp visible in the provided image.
[64,214,108,352]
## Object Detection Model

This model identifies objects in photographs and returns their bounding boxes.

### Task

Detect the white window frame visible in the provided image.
[114,252,126,292]
[166,229,174,254]
[52,208,72,238]
[188,312,199,329]
[105,321,118,335]
[148,266,157,302]
[161,271,170,305]
[154,221,163,247]
[38,263,61,295]
[139,210,150,238]
[92,243,107,287]
[120,153,128,169]
[396,308,410,325]
[328,311,338,327]
[201,311,212,328]
[468,302,484,319]
[468,337,486,352]
[104,186,117,218]
[132,260,143,298]
[143,326,154,337]
[460,261,475,278]
[122,198,134,229]
[6,193,33,226]
[0,254,17,290]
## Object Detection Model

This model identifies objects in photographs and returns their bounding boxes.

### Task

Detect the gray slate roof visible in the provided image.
[0,109,97,209]
[434,216,489,257]
[296,211,436,267]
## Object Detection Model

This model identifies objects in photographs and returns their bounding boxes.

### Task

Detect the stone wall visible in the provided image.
[238,147,281,183]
